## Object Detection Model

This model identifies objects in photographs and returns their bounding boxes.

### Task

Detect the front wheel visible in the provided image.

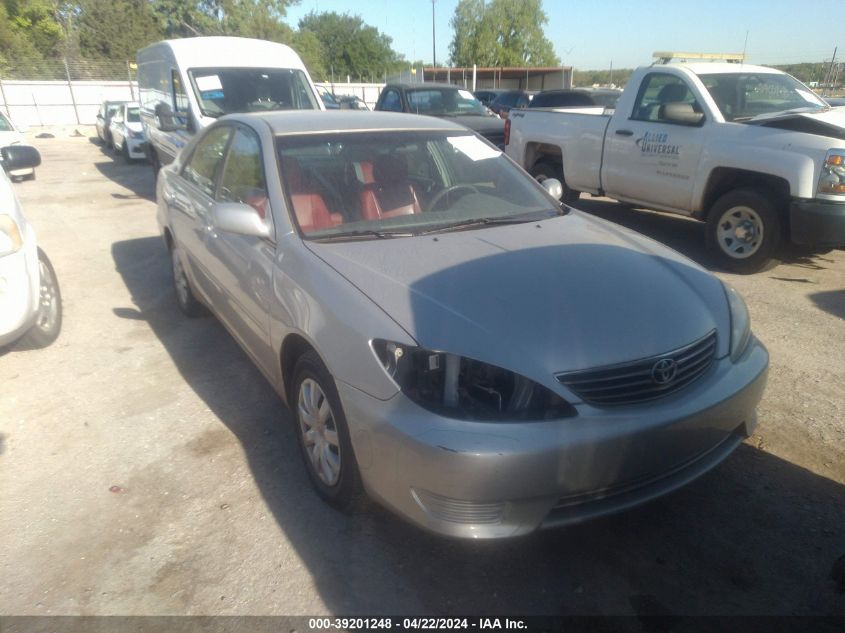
[291,351,366,511]
[19,248,62,348]
[530,160,580,204]
[706,189,781,274]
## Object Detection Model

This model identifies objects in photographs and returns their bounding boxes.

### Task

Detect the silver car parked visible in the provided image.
[156,111,768,539]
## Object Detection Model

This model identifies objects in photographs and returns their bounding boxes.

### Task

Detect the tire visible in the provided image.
[291,350,366,512]
[170,243,204,317]
[530,160,580,204]
[19,248,62,348]
[150,148,161,181]
[122,141,131,163]
[706,188,782,274]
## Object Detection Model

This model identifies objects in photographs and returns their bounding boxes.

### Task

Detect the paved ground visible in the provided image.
[1,133,843,617]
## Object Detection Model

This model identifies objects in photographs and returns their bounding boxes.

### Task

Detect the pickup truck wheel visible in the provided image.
[706,189,781,274]
[530,161,580,204]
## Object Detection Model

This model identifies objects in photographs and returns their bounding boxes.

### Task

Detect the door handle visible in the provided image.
[615,129,634,136]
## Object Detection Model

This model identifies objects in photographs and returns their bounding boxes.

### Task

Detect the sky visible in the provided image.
[286,0,844,70]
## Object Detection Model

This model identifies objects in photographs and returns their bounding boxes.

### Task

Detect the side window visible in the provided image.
[219,128,269,218]
[182,127,232,198]
[632,74,698,122]
[381,90,402,112]
[172,69,189,113]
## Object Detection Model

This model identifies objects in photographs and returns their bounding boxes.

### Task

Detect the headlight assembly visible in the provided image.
[723,282,751,361]
[0,214,23,257]
[372,339,576,421]
[818,149,845,195]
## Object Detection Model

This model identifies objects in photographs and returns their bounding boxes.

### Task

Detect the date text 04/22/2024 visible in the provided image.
[307,618,528,630]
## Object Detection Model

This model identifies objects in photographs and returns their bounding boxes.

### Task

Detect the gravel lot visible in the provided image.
[1,133,843,618]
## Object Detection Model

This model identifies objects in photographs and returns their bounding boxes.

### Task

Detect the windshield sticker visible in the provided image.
[458,89,475,100]
[195,75,223,92]
[795,89,825,106]
[447,135,501,161]
[636,131,680,157]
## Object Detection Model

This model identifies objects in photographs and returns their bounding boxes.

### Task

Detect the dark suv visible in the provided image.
[375,83,505,147]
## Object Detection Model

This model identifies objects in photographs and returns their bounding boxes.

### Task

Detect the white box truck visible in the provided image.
[138,36,324,176]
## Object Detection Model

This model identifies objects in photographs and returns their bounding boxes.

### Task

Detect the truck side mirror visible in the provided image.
[661,102,704,126]
[155,102,181,132]
[1,145,41,171]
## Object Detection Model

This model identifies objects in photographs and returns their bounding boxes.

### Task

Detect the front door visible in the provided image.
[602,72,707,213]
[206,125,276,375]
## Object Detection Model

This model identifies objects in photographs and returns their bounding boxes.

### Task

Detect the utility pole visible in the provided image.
[824,47,838,91]
[432,0,436,68]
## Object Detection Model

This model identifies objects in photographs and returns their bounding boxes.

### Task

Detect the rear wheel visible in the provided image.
[170,243,203,317]
[291,351,366,511]
[706,188,781,274]
[19,249,62,348]
[530,160,580,204]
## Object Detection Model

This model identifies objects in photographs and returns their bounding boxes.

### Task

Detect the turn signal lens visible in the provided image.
[818,149,845,195]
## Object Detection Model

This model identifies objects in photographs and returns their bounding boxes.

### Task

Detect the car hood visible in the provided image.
[750,108,845,140]
[306,211,730,390]
[440,114,505,138]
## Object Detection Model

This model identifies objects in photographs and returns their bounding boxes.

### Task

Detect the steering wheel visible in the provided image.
[428,184,480,212]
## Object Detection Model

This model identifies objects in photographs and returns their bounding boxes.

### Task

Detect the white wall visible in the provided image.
[0,80,138,127]
[0,80,386,126]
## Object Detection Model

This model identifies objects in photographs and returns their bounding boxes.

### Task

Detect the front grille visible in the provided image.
[557,331,717,406]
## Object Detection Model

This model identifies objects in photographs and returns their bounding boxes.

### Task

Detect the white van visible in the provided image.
[137,36,324,175]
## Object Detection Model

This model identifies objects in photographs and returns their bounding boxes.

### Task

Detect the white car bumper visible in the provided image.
[0,229,39,347]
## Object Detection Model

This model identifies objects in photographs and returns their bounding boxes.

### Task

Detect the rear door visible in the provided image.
[602,72,707,212]
[168,125,233,306]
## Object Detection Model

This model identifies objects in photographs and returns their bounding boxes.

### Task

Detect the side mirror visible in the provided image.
[213,202,271,239]
[1,145,41,171]
[541,177,563,201]
[662,102,704,125]
[154,101,181,132]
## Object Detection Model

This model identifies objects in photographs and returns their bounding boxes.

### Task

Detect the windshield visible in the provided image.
[277,131,559,239]
[700,72,827,121]
[127,107,140,123]
[0,114,12,132]
[406,88,487,116]
[188,67,319,118]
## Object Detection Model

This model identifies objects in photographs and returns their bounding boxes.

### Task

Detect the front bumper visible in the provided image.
[0,235,39,347]
[125,137,147,159]
[789,198,845,247]
[338,338,768,539]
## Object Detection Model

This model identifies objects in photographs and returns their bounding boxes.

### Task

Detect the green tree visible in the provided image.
[298,11,404,81]
[449,0,559,67]
[77,0,162,60]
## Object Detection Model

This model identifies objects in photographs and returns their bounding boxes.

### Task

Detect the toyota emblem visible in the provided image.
[651,358,677,385]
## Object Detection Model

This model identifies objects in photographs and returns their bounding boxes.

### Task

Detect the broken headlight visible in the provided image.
[818,149,845,195]
[372,339,576,421]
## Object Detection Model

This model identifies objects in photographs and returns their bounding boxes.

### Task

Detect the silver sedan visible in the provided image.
[156,111,768,539]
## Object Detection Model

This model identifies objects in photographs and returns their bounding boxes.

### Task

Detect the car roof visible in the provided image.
[139,37,307,72]
[666,62,783,76]
[224,110,471,135]
[385,82,467,90]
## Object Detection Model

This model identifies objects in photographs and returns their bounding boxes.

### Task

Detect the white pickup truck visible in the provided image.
[505,54,845,272]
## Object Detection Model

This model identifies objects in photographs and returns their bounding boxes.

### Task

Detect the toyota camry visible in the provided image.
[156,111,768,538]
